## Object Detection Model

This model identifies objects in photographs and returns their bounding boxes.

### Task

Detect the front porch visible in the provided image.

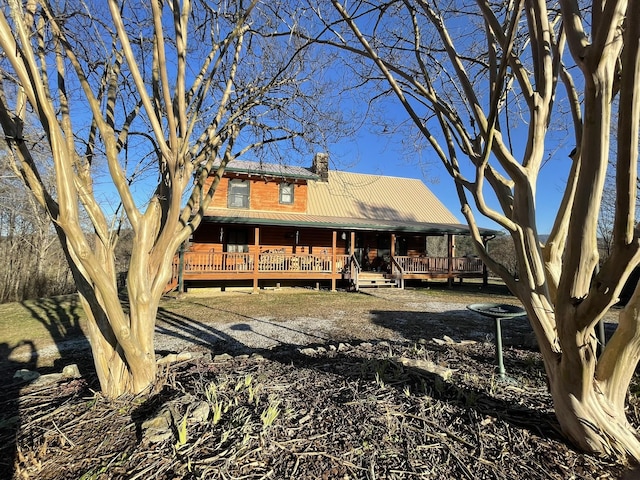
[168,249,485,293]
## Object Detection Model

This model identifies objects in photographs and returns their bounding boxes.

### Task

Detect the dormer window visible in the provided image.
[228,179,249,209]
[279,182,294,204]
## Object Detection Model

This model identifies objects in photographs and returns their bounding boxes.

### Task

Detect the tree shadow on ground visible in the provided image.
[0,295,90,480]
[370,307,537,347]
[0,341,38,480]
[19,295,90,374]
[156,303,333,356]
[146,305,565,447]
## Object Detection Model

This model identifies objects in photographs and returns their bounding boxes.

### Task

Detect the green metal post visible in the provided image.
[494,317,506,378]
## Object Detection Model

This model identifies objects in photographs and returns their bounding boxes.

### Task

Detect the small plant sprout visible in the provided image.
[234,378,244,392]
[260,399,281,428]
[212,400,223,425]
[205,382,218,403]
[175,413,188,450]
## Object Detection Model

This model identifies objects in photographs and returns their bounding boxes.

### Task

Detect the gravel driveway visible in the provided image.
[7,287,619,373]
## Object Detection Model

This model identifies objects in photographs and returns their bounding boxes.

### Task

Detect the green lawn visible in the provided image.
[0,294,87,348]
[0,282,517,365]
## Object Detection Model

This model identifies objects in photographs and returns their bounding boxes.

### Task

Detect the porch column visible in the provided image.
[349,232,355,255]
[253,227,260,293]
[447,234,455,288]
[331,230,337,292]
[390,233,396,276]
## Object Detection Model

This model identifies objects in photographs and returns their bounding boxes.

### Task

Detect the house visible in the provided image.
[169,153,497,293]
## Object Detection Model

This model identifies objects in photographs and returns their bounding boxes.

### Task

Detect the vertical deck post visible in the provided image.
[447,234,455,288]
[390,233,396,276]
[331,230,337,291]
[350,231,357,291]
[253,227,260,293]
[178,242,185,293]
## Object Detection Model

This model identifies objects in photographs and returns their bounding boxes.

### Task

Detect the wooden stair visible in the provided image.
[357,272,397,288]
[163,277,178,294]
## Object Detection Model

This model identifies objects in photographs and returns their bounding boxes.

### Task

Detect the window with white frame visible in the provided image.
[227,179,250,208]
[279,182,294,204]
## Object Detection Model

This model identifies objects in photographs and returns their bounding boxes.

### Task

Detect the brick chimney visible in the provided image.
[311,152,329,182]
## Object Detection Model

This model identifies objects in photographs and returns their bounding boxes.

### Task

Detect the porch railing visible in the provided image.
[172,251,483,283]
[390,256,405,289]
[348,254,361,290]
[183,251,254,273]
[179,251,353,275]
[394,255,483,274]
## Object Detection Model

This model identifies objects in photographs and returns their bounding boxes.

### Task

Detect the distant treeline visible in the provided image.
[0,233,75,303]
[0,228,133,304]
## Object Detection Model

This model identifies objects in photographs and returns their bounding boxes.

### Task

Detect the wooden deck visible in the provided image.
[168,251,484,292]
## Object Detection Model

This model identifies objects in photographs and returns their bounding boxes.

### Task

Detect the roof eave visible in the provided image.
[202,215,499,236]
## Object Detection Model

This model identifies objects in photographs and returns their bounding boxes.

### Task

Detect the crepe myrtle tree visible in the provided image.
[0,0,337,397]
[319,0,640,459]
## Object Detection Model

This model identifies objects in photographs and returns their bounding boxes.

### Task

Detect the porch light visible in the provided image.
[219,227,224,242]
[341,232,347,240]
[295,230,299,244]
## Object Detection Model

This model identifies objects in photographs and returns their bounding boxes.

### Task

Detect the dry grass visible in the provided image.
[0,295,86,347]
[0,283,633,479]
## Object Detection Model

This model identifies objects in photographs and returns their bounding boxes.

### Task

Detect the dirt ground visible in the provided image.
[0,285,636,479]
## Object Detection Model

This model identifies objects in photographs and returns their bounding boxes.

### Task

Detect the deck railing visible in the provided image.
[390,256,405,289]
[178,251,352,275]
[394,255,483,274]
[173,251,483,280]
[183,251,254,273]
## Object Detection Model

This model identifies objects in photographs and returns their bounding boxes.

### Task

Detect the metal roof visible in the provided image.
[307,171,461,224]
[202,169,498,236]
[213,159,319,180]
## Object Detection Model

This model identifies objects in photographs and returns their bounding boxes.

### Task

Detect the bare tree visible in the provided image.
[320,0,640,459]
[0,0,334,397]
[598,166,639,259]
[0,151,72,301]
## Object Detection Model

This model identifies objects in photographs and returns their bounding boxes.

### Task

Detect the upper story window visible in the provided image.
[227,179,250,209]
[279,182,294,204]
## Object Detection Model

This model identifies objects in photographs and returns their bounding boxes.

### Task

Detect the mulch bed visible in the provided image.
[0,338,632,479]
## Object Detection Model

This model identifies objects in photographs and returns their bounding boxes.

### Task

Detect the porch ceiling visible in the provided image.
[201,209,499,236]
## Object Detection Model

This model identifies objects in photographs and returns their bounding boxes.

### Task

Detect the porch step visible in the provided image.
[163,278,178,295]
[358,272,397,288]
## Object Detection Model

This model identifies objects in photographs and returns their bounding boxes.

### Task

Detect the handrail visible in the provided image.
[348,254,361,291]
[390,256,405,289]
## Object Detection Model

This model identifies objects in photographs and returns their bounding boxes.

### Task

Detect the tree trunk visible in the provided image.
[521,295,640,460]
[69,223,173,398]
[549,365,640,459]
[79,287,159,397]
